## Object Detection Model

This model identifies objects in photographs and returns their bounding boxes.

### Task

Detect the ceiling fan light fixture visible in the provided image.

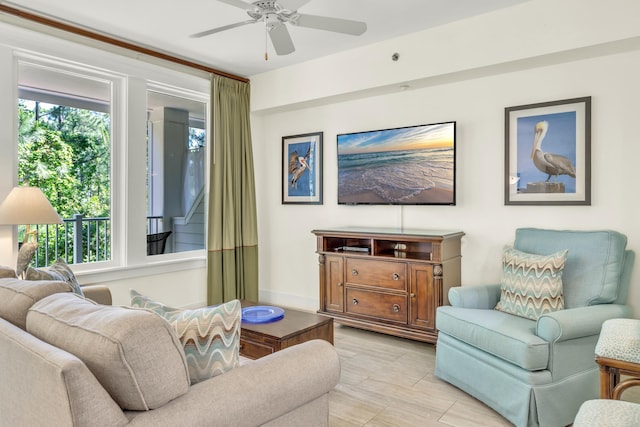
[265,13,281,29]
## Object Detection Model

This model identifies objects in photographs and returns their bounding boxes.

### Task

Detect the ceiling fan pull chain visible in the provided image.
[264,21,269,61]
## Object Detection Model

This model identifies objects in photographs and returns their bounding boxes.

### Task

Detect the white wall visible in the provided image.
[250,0,640,313]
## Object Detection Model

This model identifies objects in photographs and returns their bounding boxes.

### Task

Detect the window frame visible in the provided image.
[3,26,210,280]
[16,55,121,272]
[145,82,209,259]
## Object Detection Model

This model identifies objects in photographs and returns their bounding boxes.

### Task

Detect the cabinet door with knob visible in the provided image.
[409,264,436,330]
[322,255,344,313]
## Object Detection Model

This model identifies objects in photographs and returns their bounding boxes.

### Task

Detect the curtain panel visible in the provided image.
[207,75,258,305]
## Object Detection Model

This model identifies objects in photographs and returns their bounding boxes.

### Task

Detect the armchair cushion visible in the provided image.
[495,246,567,320]
[436,305,548,370]
[514,228,627,308]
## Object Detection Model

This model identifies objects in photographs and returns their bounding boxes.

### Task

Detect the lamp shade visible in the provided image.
[0,187,63,225]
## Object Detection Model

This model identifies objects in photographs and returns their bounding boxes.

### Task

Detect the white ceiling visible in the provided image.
[5,0,529,78]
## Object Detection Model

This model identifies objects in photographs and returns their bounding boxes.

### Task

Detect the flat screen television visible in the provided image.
[337,121,456,205]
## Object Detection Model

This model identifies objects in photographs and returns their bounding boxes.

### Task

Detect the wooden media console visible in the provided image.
[312,228,464,344]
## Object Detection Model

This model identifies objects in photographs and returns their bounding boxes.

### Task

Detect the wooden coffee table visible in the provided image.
[239,301,334,359]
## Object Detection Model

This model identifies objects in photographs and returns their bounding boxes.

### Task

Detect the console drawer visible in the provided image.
[346,288,407,323]
[346,258,406,290]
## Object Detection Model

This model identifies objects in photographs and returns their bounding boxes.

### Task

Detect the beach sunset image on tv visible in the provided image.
[337,121,456,205]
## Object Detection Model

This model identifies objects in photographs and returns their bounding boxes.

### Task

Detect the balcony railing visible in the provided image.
[29,214,110,267]
[28,215,166,267]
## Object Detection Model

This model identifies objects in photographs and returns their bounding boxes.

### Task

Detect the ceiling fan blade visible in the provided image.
[293,14,367,35]
[216,0,254,10]
[190,20,254,38]
[269,24,295,55]
[277,0,312,11]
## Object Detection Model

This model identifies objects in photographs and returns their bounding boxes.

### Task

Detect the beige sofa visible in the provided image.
[0,277,340,426]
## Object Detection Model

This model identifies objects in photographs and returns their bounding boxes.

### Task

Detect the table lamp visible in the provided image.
[0,186,63,244]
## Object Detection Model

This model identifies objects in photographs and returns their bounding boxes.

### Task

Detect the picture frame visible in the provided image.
[282,132,323,204]
[505,96,591,205]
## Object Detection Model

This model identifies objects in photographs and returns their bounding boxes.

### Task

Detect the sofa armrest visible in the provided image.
[536,304,633,342]
[448,284,501,309]
[80,285,112,305]
[126,339,340,427]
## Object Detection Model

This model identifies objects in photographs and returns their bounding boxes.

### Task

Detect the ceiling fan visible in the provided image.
[190,0,367,58]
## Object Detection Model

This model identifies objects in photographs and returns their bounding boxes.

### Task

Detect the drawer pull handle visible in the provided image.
[351,269,359,276]
[352,298,359,305]
[392,273,400,281]
[337,282,343,287]
[392,304,401,313]
[410,293,416,298]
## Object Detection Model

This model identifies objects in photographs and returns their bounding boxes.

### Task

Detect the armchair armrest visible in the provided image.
[127,339,340,427]
[448,284,501,309]
[536,304,633,342]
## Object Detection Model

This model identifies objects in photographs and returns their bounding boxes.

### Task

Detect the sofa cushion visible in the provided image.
[0,277,71,329]
[26,258,84,296]
[437,305,549,370]
[514,228,627,308]
[130,289,241,384]
[495,246,567,320]
[26,293,190,410]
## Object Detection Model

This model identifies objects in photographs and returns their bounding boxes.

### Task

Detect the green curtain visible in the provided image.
[207,75,258,305]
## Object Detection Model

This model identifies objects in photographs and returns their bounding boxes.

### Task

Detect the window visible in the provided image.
[4,30,211,279]
[146,89,206,256]
[17,61,113,266]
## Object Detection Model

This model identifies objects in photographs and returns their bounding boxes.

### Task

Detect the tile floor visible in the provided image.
[329,324,640,426]
[329,324,512,426]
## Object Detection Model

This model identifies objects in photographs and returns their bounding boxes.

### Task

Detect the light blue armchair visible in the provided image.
[435,228,635,427]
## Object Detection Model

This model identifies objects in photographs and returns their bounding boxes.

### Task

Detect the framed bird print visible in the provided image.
[282,131,323,204]
[505,97,591,205]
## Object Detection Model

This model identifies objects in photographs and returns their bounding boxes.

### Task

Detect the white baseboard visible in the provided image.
[257,290,319,313]
[183,293,318,312]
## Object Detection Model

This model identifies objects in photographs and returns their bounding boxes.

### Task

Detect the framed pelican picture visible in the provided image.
[505,96,591,205]
[282,131,323,204]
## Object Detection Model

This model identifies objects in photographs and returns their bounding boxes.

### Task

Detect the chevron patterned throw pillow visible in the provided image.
[495,246,568,320]
[131,289,241,384]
